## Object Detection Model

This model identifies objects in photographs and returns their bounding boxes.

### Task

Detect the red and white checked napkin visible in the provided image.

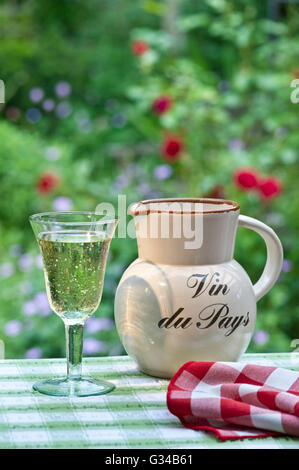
[167,361,299,441]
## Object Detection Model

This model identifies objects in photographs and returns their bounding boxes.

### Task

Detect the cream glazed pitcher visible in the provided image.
[114,198,283,378]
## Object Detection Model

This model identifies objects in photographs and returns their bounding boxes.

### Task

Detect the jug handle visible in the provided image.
[238,215,283,302]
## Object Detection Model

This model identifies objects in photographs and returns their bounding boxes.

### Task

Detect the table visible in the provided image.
[0,353,299,449]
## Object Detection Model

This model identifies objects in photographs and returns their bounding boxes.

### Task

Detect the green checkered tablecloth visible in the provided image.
[1,353,299,449]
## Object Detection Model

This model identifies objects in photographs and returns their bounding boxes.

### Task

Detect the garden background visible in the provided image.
[0,0,298,360]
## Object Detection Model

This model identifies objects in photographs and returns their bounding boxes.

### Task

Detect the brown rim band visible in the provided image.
[130,198,240,215]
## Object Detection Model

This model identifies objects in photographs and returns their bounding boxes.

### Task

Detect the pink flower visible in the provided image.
[132,40,150,56]
[161,134,184,162]
[152,96,172,115]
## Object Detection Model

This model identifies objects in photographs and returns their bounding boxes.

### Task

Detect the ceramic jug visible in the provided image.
[114,198,283,378]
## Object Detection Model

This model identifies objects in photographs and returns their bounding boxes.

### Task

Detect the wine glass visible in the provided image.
[29,211,118,397]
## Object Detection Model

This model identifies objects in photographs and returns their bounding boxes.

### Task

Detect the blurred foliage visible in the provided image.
[0,0,299,359]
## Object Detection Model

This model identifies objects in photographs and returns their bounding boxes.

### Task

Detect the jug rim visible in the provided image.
[130,198,240,215]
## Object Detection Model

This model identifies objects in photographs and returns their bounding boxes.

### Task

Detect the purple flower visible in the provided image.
[55,81,72,98]
[4,320,23,337]
[26,108,42,124]
[138,182,157,198]
[110,113,127,128]
[53,197,73,211]
[74,110,93,133]
[282,259,292,273]
[85,317,114,334]
[29,87,44,103]
[25,347,42,359]
[9,244,22,257]
[95,116,109,130]
[127,163,141,176]
[264,211,284,227]
[218,80,230,94]
[22,292,51,316]
[18,254,33,272]
[113,174,130,190]
[45,146,61,161]
[74,109,89,123]
[78,119,93,134]
[274,127,288,138]
[0,262,15,279]
[34,292,51,316]
[22,300,38,316]
[153,164,173,180]
[104,277,117,293]
[55,101,72,119]
[253,330,269,345]
[135,141,156,155]
[83,338,107,355]
[228,139,245,152]
[105,98,119,113]
[19,281,33,295]
[43,99,55,112]
[36,254,43,269]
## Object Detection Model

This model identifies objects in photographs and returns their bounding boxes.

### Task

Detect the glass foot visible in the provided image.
[33,377,115,397]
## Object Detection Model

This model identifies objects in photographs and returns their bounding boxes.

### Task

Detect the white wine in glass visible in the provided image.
[30,212,118,397]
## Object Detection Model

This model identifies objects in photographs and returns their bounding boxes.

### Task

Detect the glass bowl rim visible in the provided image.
[29,211,118,226]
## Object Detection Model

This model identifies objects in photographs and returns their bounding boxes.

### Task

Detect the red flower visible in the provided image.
[293,69,299,79]
[37,172,60,195]
[233,168,282,201]
[258,177,282,199]
[205,185,225,199]
[161,134,184,162]
[152,96,173,115]
[233,168,259,191]
[132,40,150,56]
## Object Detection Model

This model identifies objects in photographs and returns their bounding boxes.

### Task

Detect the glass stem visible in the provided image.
[65,323,84,381]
